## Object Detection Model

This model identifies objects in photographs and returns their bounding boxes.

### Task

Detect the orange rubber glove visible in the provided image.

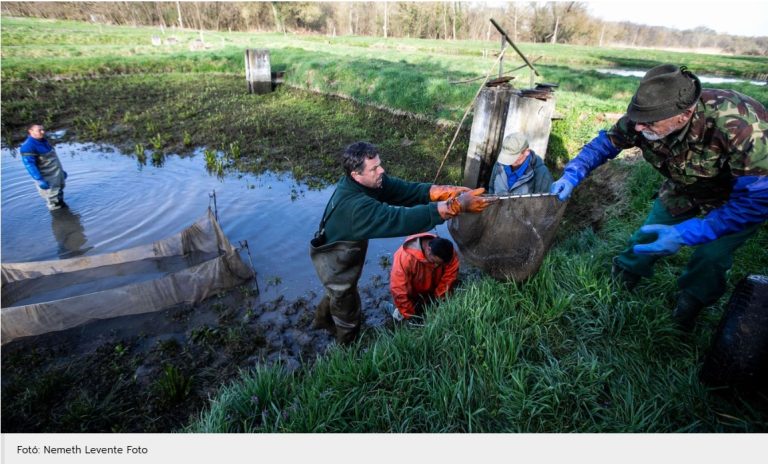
[429,185,471,202]
[437,188,497,219]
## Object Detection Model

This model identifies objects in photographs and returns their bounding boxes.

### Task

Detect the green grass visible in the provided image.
[3,16,767,124]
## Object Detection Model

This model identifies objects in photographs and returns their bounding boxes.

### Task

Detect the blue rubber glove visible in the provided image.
[674,176,768,246]
[550,177,575,201]
[551,131,621,202]
[633,224,684,255]
[38,179,50,189]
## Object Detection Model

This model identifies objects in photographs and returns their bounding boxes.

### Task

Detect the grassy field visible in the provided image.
[2,17,767,432]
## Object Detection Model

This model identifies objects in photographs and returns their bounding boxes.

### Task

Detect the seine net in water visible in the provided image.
[1,209,254,344]
[448,193,566,281]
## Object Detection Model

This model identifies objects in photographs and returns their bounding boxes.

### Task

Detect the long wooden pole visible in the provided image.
[489,18,539,76]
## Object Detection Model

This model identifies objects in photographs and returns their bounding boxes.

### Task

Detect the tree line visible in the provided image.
[3,1,766,56]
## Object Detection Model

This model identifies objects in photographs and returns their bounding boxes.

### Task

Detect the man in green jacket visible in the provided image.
[310,141,496,344]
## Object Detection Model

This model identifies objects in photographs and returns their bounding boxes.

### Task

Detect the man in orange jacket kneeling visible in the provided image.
[388,233,459,322]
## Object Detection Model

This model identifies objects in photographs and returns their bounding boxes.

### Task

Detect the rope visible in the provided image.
[433,45,509,184]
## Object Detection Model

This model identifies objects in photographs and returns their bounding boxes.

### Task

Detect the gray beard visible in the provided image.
[641,131,663,141]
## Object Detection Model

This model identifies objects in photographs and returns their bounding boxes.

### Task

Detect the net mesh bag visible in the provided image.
[448,193,566,281]
[700,274,768,389]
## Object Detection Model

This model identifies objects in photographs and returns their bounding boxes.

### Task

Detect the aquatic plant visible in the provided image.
[154,364,193,407]
[113,343,127,358]
[149,133,165,152]
[151,150,164,167]
[134,143,146,165]
[203,148,217,169]
[228,141,241,161]
[144,120,157,135]
[73,116,106,139]
[155,338,181,355]
[190,326,220,346]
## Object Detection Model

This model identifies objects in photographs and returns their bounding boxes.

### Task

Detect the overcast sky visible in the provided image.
[585,0,768,37]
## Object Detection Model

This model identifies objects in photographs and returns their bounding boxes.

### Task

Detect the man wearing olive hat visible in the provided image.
[489,132,553,195]
[550,64,767,331]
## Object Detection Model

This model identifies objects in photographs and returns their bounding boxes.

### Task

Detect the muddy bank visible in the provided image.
[1,271,395,432]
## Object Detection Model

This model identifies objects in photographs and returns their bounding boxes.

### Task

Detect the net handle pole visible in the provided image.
[209,190,219,222]
[239,239,259,295]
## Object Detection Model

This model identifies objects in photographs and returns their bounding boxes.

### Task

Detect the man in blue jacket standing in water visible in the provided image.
[20,124,68,210]
[550,64,767,331]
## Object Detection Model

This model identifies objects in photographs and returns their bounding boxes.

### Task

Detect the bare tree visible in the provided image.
[175,1,184,29]
[383,1,388,38]
[551,2,575,44]
[451,1,457,40]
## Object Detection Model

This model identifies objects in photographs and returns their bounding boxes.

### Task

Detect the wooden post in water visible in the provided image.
[245,49,272,94]
[501,86,556,159]
[462,86,513,189]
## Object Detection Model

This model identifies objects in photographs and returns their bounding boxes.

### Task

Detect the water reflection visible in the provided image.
[50,207,91,258]
[595,68,765,86]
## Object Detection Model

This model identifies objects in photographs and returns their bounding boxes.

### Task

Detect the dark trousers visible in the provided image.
[614,199,761,305]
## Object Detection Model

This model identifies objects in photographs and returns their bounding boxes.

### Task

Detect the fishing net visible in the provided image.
[448,193,567,281]
[1,209,254,344]
[700,274,768,389]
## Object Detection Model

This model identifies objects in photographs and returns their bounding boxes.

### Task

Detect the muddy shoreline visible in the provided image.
[1,259,492,431]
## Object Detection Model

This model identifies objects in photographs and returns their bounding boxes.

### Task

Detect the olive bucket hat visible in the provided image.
[497,133,529,165]
[627,64,701,123]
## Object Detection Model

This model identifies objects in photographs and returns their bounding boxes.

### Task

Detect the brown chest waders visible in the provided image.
[34,151,66,210]
[310,239,368,344]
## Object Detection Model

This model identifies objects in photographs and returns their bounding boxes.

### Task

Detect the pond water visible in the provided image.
[596,68,766,86]
[1,142,452,303]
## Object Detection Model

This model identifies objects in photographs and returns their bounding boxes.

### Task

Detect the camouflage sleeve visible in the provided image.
[720,97,768,177]
[605,115,641,150]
